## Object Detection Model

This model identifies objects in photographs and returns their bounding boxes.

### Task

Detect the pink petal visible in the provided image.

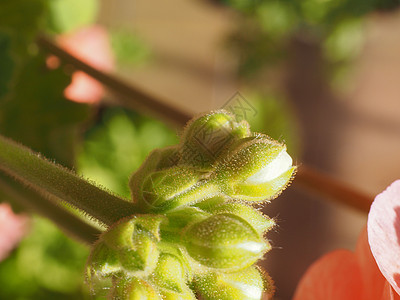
[0,203,29,261]
[355,226,387,300]
[368,180,400,296]
[64,71,104,104]
[293,250,364,300]
[57,25,114,103]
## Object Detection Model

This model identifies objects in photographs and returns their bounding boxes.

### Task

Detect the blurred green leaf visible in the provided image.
[0,54,89,167]
[0,216,90,299]
[0,0,47,102]
[46,0,98,33]
[111,29,151,67]
[0,33,14,99]
[0,0,47,55]
[78,109,178,198]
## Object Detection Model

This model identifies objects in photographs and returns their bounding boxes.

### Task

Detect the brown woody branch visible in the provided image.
[36,35,191,128]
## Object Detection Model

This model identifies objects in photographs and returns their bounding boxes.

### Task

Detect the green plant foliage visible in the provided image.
[0,216,90,299]
[0,0,47,56]
[110,29,152,67]
[224,0,400,76]
[0,33,14,99]
[77,109,179,198]
[0,55,89,168]
[0,0,47,102]
[46,0,98,33]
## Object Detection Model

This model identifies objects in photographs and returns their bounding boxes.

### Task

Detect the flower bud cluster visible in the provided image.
[86,110,295,299]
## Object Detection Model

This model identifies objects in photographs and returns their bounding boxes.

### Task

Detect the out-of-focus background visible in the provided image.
[1,0,400,299]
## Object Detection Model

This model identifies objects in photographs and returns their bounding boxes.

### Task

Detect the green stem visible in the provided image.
[0,173,101,245]
[0,134,138,227]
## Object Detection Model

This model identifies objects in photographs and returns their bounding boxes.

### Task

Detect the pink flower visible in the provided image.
[0,203,29,261]
[57,25,115,104]
[294,180,400,300]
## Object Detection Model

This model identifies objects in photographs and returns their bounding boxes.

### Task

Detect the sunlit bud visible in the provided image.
[193,267,268,300]
[100,215,164,273]
[109,277,162,300]
[197,198,275,235]
[129,146,180,205]
[214,136,296,201]
[163,206,211,239]
[183,213,269,271]
[180,110,251,169]
[159,289,197,300]
[151,253,187,294]
[139,166,201,211]
[86,242,120,279]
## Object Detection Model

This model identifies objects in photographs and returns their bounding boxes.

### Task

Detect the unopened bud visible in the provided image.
[109,277,161,300]
[183,213,269,271]
[197,198,275,235]
[129,146,180,205]
[151,253,187,294]
[90,215,164,276]
[180,111,250,169]
[214,136,295,201]
[139,166,201,211]
[193,266,267,300]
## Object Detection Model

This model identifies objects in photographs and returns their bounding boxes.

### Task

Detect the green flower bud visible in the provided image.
[100,215,164,274]
[164,206,210,230]
[151,253,187,294]
[180,110,250,170]
[159,289,197,300]
[193,266,267,300]
[196,197,275,235]
[214,136,296,201]
[139,166,201,211]
[110,277,162,300]
[183,213,269,271]
[129,146,180,206]
[86,242,121,279]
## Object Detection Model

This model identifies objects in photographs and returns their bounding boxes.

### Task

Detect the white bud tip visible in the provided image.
[246,150,293,184]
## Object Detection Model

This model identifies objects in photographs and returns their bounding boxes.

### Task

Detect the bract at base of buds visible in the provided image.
[183,213,269,271]
[193,266,268,300]
[213,135,296,202]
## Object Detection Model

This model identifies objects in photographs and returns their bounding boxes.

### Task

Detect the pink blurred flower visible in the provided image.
[293,180,400,300]
[0,203,29,261]
[57,25,115,104]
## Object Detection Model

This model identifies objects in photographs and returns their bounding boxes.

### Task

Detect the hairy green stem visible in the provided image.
[0,134,138,226]
[0,173,101,244]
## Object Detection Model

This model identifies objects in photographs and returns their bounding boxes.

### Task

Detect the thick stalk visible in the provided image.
[0,173,101,245]
[0,134,138,226]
